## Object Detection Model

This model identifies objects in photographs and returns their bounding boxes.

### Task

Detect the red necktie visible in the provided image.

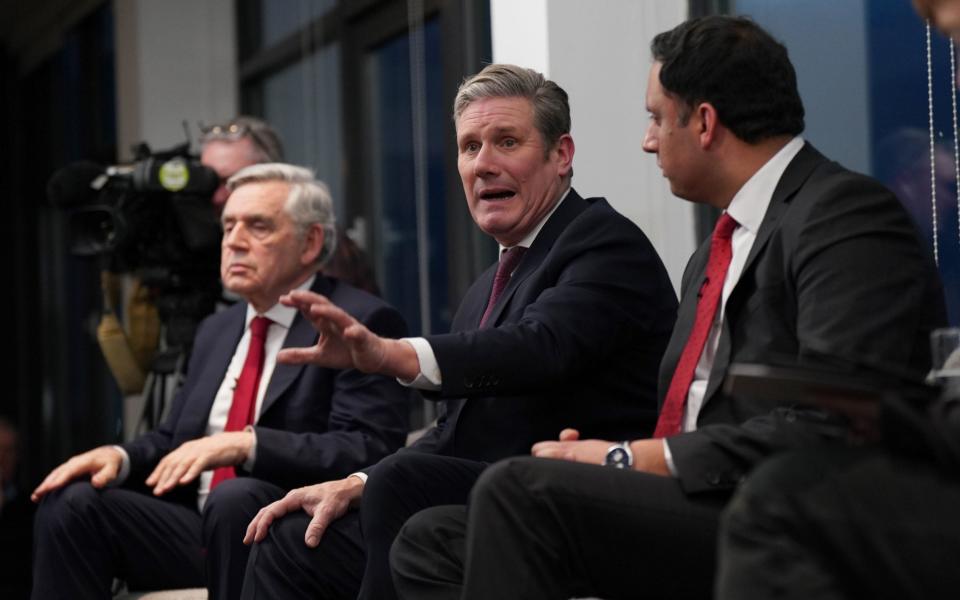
[479,246,528,327]
[211,315,271,489]
[654,213,739,438]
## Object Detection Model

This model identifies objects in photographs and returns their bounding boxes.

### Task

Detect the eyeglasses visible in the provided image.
[198,120,280,161]
[199,121,253,143]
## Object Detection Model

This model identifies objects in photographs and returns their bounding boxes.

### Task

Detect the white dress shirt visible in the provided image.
[663,136,805,473]
[114,275,316,510]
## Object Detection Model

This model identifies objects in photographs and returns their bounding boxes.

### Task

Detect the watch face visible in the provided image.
[605,444,631,469]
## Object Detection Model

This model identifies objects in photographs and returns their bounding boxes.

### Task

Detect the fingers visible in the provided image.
[531,441,562,458]
[305,506,335,547]
[280,290,331,310]
[244,491,303,545]
[90,459,119,489]
[32,449,116,501]
[558,428,581,441]
[147,453,198,496]
[530,443,574,460]
[307,302,358,333]
[32,463,77,501]
[277,346,324,365]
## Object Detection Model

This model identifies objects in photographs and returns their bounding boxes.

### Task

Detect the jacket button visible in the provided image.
[707,472,721,486]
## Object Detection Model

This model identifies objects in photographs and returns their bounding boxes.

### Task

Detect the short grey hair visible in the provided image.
[226,163,338,266]
[453,63,571,152]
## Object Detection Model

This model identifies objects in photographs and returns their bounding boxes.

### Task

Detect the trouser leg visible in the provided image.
[202,477,285,600]
[391,505,468,600]
[241,510,366,599]
[716,448,960,600]
[32,481,203,600]
[458,457,725,600]
[356,452,487,600]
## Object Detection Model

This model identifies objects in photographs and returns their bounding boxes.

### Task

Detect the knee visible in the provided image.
[470,457,534,508]
[391,506,466,579]
[363,452,430,503]
[203,478,272,540]
[36,481,100,533]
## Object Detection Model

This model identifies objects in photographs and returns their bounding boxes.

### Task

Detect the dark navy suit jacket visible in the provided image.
[122,275,412,496]
[404,188,679,463]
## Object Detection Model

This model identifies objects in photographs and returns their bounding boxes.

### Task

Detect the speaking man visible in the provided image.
[239,64,679,600]
[388,16,947,600]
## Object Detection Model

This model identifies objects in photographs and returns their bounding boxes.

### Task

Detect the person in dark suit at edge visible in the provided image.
[30,163,411,600]
[713,2,960,597]
[238,64,679,600]
[388,16,947,600]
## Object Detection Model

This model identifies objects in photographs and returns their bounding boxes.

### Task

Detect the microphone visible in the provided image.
[46,161,106,208]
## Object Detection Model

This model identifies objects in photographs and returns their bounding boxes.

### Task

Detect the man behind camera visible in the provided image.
[30,163,411,600]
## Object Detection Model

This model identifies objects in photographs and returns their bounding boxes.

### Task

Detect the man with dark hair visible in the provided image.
[388,16,946,600]
[238,63,678,600]
[31,164,411,600]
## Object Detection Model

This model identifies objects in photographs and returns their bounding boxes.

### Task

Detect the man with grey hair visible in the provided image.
[239,64,677,600]
[31,163,411,600]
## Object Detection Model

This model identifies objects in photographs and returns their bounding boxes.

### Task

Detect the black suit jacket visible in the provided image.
[122,275,411,495]
[406,189,678,463]
[662,143,947,493]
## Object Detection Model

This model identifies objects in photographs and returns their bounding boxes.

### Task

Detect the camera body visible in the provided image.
[50,142,224,350]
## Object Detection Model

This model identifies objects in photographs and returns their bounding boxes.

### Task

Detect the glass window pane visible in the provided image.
[261,43,345,218]
[364,17,450,336]
[261,0,335,48]
[735,0,960,323]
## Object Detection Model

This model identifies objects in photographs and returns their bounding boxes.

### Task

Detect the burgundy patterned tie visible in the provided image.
[654,213,739,438]
[479,246,528,328]
[211,315,271,489]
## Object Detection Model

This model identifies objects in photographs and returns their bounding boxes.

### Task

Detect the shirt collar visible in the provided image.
[498,185,572,254]
[725,136,804,233]
[244,274,317,330]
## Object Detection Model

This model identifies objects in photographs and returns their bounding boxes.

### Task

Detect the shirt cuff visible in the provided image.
[662,439,679,477]
[397,337,442,391]
[111,445,131,485]
[243,425,257,472]
[349,472,368,484]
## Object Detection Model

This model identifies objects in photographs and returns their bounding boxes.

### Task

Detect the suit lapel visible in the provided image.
[179,307,245,436]
[734,143,824,282]
[481,189,588,328]
[703,143,826,404]
[259,276,329,417]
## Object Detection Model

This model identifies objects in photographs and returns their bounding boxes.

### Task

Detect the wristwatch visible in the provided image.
[603,441,633,469]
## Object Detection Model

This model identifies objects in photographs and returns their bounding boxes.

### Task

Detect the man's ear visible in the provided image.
[553,133,575,178]
[697,102,720,149]
[301,224,326,266]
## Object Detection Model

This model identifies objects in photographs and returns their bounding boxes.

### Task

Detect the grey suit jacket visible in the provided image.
[661,143,947,493]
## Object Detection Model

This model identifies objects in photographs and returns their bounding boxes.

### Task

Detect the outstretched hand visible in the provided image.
[278,290,420,380]
[243,476,365,548]
[278,290,390,372]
